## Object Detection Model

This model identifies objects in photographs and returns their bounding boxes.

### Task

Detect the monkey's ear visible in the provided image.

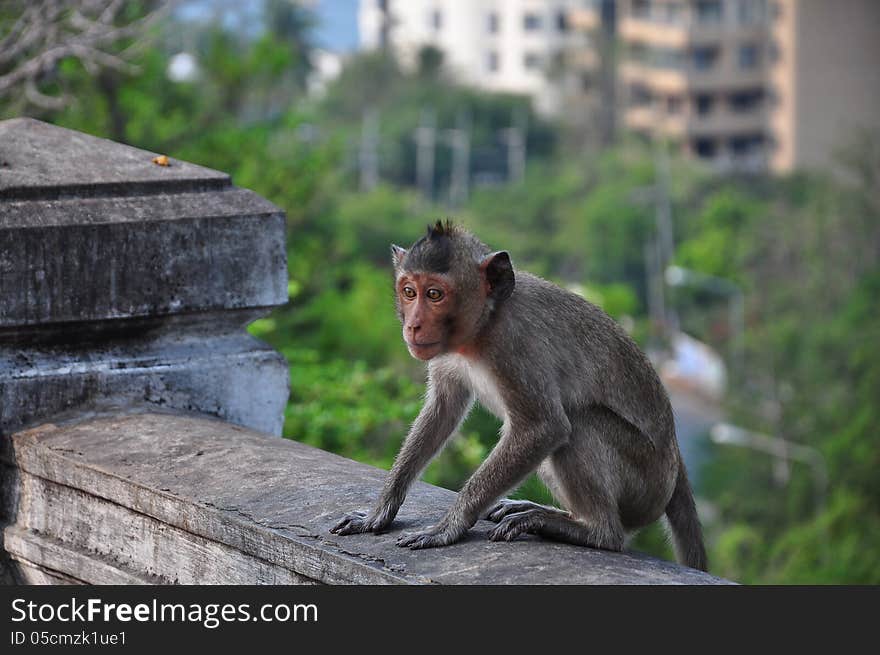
[391,244,407,270]
[480,251,515,302]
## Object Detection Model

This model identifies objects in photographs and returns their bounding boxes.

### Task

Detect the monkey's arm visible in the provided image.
[397,398,571,549]
[330,371,473,536]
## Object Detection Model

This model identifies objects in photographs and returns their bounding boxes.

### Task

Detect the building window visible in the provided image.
[667,96,683,115]
[738,43,760,69]
[771,1,783,20]
[695,94,714,115]
[692,46,720,71]
[629,83,653,107]
[730,134,764,156]
[523,52,542,70]
[652,46,686,70]
[693,137,717,158]
[729,89,763,112]
[581,72,593,92]
[632,0,651,19]
[659,2,685,24]
[557,10,569,31]
[430,8,442,30]
[488,11,500,33]
[738,0,767,25]
[695,0,723,23]
[523,12,542,31]
[487,50,500,72]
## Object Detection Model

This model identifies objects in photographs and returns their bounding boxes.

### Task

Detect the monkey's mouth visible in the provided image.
[406,340,442,359]
[406,340,441,349]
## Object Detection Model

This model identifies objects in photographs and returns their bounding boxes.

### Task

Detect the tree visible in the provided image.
[0,0,169,111]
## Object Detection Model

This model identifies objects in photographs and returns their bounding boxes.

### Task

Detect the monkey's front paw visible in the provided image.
[396,525,464,550]
[330,507,396,535]
[488,510,539,542]
[330,511,371,535]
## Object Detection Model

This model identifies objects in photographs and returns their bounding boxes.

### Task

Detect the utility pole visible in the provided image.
[378,0,392,52]
[500,107,527,184]
[632,139,678,339]
[359,108,379,192]
[445,112,471,207]
[644,240,666,352]
[414,108,436,201]
[654,139,678,333]
[597,0,617,145]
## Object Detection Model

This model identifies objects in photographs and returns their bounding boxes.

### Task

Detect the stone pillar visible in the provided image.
[0,117,289,436]
[0,118,289,580]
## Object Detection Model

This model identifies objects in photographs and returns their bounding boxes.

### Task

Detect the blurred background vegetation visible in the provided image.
[2,0,878,583]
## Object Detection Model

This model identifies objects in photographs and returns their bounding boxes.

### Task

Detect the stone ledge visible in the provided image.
[0,118,229,200]
[2,411,731,585]
[0,118,287,329]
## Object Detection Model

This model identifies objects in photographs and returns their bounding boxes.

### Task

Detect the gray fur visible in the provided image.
[332,227,708,572]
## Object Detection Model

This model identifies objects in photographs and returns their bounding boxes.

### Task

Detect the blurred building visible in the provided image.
[615,0,880,174]
[358,0,588,115]
[768,0,880,173]
[617,0,770,172]
[565,1,617,147]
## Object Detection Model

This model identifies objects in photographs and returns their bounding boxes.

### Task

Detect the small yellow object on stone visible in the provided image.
[152,154,170,166]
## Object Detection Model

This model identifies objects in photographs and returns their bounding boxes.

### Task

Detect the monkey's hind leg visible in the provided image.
[488,440,626,551]
[484,499,570,522]
[487,507,625,552]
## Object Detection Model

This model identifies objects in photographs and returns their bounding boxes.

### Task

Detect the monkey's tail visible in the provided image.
[664,464,708,572]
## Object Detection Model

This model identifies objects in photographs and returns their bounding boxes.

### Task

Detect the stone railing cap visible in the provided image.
[0,118,287,329]
[0,118,229,200]
[7,412,733,585]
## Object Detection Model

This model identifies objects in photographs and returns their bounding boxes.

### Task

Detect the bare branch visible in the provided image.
[25,76,67,109]
[0,0,175,108]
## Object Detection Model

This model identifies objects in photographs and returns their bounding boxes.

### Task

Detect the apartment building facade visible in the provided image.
[768,0,880,173]
[618,0,770,171]
[358,0,588,115]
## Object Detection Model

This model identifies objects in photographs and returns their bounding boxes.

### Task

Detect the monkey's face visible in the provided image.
[391,223,514,362]
[395,272,457,361]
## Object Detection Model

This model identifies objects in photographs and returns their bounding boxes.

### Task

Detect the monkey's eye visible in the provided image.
[402,286,417,299]
[426,288,444,301]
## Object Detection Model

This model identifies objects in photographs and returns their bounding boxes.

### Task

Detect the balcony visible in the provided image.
[621,61,689,93]
[569,6,601,31]
[619,14,768,47]
[687,107,767,136]
[624,100,768,141]
[620,16,690,48]
[622,59,766,93]
[624,105,688,137]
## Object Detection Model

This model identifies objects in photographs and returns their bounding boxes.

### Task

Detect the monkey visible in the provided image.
[331,221,707,572]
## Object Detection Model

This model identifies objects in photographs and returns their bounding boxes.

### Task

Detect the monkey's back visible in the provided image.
[489,271,676,452]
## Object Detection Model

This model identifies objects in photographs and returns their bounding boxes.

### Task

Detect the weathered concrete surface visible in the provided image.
[0,323,289,438]
[0,121,286,329]
[0,117,229,199]
[2,412,732,585]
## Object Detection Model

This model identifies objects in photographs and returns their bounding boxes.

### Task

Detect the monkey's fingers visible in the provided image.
[329,511,368,535]
[485,499,539,523]
[487,511,535,542]
[396,527,458,549]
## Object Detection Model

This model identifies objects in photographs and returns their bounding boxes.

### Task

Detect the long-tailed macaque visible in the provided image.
[331,221,707,571]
